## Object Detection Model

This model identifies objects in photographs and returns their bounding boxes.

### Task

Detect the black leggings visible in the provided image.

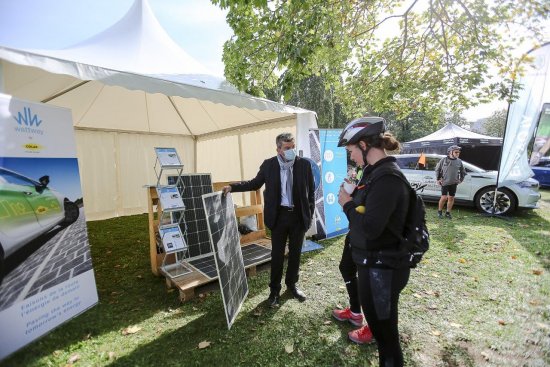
[357,266,410,367]
[339,235,360,313]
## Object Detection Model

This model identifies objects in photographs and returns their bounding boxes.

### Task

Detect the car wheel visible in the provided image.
[62,201,80,226]
[475,186,517,215]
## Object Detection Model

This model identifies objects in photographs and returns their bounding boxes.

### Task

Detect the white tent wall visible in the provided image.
[75,130,195,220]
[196,117,297,207]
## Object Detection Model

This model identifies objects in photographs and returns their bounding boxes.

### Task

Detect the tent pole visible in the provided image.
[489,82,515,219]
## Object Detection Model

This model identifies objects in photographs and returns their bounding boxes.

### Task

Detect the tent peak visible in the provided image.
[36,0,213,76]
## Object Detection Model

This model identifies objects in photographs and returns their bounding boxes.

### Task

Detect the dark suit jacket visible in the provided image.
[230,156,315,231]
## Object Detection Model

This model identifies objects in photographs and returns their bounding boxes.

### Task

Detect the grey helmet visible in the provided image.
[447,145,462,153]
[337,116,386,147]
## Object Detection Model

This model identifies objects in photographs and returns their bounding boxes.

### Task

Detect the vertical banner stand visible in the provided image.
[153,147,191,278]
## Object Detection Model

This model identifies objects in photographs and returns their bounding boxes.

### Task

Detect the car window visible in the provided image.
[425,157,439,171]
[533,158,550,167]
[0,170,37,186]
[395,157,418,169]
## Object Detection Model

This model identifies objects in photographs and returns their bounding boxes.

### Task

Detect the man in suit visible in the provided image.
[223,132,315,307]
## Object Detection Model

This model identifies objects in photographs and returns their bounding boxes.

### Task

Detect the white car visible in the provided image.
[393,154,541,215]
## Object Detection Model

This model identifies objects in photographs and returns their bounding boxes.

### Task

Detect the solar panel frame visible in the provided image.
[202,192,249,330]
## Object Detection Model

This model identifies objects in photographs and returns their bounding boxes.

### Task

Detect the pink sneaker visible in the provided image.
[348,325,374,344]
[332,307,365,326]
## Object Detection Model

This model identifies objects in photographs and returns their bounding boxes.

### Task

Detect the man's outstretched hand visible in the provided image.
[222,186,232,196]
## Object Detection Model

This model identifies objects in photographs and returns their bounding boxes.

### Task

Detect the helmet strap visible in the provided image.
[359,144,370,167]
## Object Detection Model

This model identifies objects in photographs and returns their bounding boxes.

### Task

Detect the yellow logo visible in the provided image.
[36,206,48,214]
[24,143,43,151]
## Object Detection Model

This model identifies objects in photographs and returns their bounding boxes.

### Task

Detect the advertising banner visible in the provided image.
[319,130,349,238]
[0,93,98,359]
[498,43,550,185]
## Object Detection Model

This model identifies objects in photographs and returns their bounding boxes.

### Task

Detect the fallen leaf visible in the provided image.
[511,255,517,260]
[285,343,294,354]
[122,325,141,335]
[413,293,422,299]
[449,322,462,328]
[316,272,324,276]
[431,330,441,336]
[532,269,543,275]
[529,300,541,306]
[68,354,80,363]
[458,258,466,264]
[323,320,332,325]
[198,341,211,349]
[136,275,143,279]
[427,304,438,310]
[498,320,507,325]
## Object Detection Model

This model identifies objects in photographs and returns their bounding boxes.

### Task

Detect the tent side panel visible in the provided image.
[116,132,195,216]
[75,130,119,220]
[76,130,195,221]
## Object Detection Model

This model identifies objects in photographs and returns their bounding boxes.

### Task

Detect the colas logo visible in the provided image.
[13,106,44,135]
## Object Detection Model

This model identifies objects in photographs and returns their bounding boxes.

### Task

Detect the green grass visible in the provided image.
[2,191,550,367]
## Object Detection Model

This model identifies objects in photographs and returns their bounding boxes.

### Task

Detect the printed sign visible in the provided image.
[319,130,349,238]
[154,147,182,167]
[0,93,98,360]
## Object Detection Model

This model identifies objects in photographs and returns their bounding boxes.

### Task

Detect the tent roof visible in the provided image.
[0,0,315,138]
[408,122,501,143]
[402,122,502,149]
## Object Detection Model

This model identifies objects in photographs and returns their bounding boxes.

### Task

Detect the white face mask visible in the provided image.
[283,148,296,161]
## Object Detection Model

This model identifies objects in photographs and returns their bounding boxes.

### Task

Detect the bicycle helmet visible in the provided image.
[337,116,386,147]
[447,145,462,153]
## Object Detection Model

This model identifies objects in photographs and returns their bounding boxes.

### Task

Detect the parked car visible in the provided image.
[531,157,550,188]
[393,154,541,215]
[0,167,79,282]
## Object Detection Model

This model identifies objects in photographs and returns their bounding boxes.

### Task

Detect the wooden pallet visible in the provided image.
[165,238,272,302]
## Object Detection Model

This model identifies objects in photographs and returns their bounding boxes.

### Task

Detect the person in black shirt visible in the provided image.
[336,116,411,367]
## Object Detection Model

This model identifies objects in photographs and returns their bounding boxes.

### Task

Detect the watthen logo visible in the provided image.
[13,106,44,135]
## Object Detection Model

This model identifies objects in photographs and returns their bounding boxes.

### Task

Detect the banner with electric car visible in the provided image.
[0,93,98,360]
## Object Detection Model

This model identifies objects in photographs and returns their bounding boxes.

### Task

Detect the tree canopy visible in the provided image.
[212,0,548,122]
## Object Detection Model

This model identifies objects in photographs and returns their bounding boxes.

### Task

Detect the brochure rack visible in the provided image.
[153,147,191,279]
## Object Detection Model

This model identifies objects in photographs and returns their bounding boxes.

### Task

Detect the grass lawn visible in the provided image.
[1,190,549,367]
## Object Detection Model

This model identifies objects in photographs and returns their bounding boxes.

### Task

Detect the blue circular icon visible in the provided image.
[304,157,321,192]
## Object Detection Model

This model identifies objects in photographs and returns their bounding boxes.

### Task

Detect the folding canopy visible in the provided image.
[0,0,317,220]
[401,123,503,170]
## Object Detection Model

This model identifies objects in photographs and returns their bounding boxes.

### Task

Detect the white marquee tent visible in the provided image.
[0,0,317,220]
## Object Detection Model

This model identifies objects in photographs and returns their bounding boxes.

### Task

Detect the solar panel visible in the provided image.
[202,192,248,330]
[187,244,271,280]
[187,254,217,279]
[241,243,271,266]
[167,174,213,258]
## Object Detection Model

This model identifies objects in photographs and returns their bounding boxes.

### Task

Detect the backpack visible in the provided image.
[364,165,430,268]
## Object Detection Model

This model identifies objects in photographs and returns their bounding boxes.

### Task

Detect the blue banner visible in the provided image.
[319,130,349,238]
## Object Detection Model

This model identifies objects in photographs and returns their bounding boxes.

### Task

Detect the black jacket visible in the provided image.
[343,157,410,265]
[230,156,315,231]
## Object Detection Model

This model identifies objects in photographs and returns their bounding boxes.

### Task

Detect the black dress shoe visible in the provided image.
[268,293,280,308]
[288,286,306,302]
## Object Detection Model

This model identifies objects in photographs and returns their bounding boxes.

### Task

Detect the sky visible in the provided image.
[0,0,532,122]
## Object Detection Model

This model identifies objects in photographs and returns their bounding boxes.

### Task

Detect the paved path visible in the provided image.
[0,209,93,311]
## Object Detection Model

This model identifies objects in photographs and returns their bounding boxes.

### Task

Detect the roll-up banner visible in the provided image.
[0,93,98,360]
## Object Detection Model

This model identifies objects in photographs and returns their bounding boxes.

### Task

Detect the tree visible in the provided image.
[484,108,507,137]
[265,75,350,128]
[212,0,547,120]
